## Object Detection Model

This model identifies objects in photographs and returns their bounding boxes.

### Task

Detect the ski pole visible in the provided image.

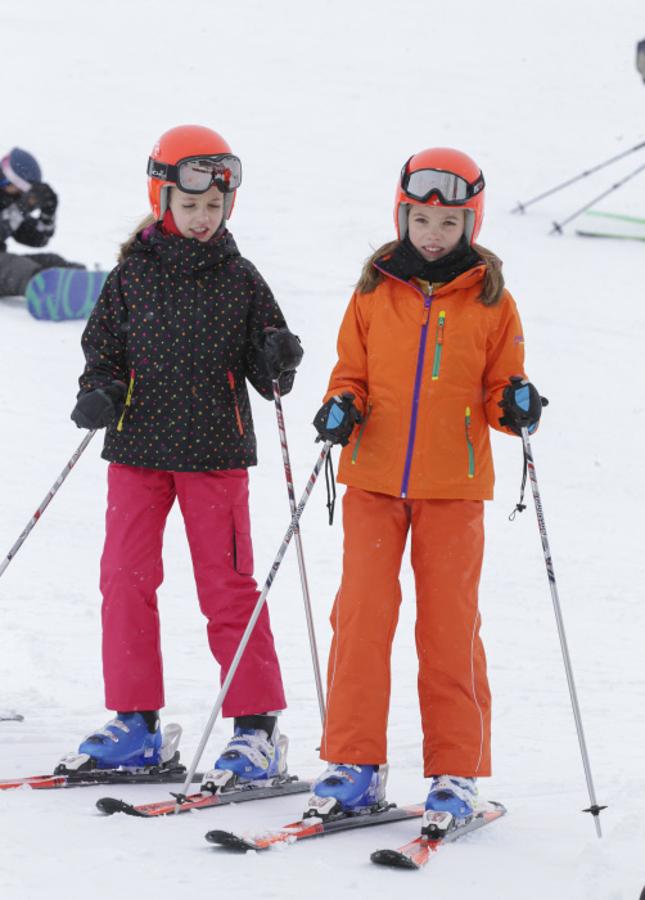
[0,430,97,581]
[550,161,645,234]
[272,379,326,726]
[175,440,333,806]
[520,427,605,837]
[511,140,645,214]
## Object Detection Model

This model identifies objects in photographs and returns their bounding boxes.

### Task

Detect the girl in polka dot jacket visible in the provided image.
[64,125,303,786]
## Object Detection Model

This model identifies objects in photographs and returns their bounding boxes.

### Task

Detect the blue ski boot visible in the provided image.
[304,763,388,819]
[422,775,478,835]
[58,713,164,771]
[201,726,288,793]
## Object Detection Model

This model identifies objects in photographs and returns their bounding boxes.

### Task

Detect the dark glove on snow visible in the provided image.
[262,327,304,379]
[28,182,58,217]
[498,376,548,435]
[313,392,362,446]
[71,382,126,430]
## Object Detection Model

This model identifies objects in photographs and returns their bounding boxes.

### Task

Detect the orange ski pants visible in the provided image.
[321,487,491,777]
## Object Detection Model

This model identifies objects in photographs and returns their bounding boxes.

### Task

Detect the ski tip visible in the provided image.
[488,800,508,816]
[96,797,129,815]
[205,829,259,852]
[96,797,145,817]
[370,848,419,869]
[96,797,121,815]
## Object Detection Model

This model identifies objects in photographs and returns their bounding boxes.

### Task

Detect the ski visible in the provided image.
[0,710,24,722]
[576,229,645,242]
[205,802,425,851]
[97,776,310,818]
[370,802,506,869]
[0,762,200,792]
[586,209,645,226]
[0,721,194,792]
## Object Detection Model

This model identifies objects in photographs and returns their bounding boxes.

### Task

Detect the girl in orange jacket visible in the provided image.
[305,148,545,829]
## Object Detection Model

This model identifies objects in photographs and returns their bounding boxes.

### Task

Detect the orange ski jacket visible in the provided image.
[324,262,527,500]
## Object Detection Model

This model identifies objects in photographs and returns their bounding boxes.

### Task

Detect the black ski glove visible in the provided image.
[262,327,304,379]
[28,182,58,217]
[71,382,126,430]
[313,392,362,446]
[498,376,548,435]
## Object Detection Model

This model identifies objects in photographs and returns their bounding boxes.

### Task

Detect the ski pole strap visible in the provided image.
[324,450,337,526]
[508,443,529,521]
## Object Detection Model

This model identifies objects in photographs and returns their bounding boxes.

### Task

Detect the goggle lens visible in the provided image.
[147,154,242,194]
[177,155,241,193]
[402,166,484,205]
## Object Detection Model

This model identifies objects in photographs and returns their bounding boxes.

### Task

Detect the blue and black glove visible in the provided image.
[313,392,362,446]
[498,376,548,435]
[71,382,126,430]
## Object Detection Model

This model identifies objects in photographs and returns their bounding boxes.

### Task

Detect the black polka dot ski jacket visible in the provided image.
[77,225,295,471]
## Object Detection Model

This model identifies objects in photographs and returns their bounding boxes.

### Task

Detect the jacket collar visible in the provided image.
[130,223,240,272]
[375,256,486,295]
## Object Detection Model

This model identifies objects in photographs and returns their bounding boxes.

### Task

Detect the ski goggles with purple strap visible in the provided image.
[147,154,242,194]
[400,162,484,205]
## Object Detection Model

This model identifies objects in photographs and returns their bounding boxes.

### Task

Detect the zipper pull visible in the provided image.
[116,369,135,433]
[437,310,446,343]
[227,370,245,436]
[422,293,431,325]
[431,311,446,381]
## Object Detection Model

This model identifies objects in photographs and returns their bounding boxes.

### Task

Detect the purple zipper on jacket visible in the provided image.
[400,291,432,497]
[374,264,433,498]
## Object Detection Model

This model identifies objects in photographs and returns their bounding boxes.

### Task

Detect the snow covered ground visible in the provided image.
[2,1,645,897]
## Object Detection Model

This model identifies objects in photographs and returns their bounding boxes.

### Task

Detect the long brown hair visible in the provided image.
[118,214,156,263]
[355,239,505,306]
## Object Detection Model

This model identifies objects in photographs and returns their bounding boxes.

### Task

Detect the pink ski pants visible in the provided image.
[99,463,286,716]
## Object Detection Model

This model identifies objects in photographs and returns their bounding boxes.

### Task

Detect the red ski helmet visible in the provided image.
[147,124,241,221]
[394,147,485,243]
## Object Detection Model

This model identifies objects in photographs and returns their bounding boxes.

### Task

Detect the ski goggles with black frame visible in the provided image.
[147,154,242,194]
[400,162,485,205]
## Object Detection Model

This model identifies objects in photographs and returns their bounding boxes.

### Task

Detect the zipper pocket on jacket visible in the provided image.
[464,406,475,479]
[431,310,446,380]
[116,369,135,432]
[351,404,372,464]
[227,371,244,436]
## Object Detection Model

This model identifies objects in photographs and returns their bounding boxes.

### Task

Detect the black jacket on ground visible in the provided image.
[0,187,55,252]
[78,225,296,471]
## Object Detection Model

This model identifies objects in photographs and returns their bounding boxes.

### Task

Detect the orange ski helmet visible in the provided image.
[147,124,241,221]
[394,147,485,244]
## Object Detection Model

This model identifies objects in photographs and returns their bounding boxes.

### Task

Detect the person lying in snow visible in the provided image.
[0,147,83,298]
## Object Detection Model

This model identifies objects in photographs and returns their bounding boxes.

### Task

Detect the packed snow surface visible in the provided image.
[1,1,644,898]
